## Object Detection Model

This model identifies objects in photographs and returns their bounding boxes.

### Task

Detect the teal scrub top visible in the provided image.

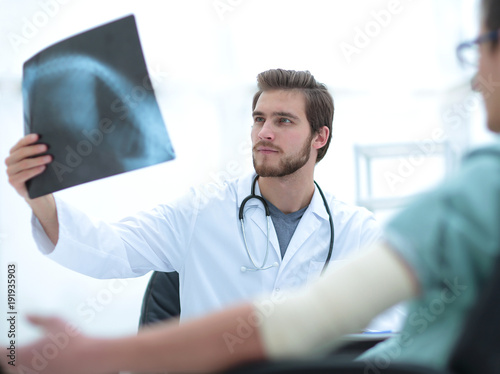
[361,143,500,370]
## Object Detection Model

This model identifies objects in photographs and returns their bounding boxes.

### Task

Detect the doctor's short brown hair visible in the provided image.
[252,69,334,163]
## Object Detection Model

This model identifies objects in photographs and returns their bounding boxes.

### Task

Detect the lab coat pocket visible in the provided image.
[307,259,349,283]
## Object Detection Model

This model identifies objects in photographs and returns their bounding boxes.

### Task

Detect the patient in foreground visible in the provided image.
[3,0,500,372]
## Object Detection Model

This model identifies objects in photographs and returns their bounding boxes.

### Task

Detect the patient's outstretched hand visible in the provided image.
[4,315,115,374]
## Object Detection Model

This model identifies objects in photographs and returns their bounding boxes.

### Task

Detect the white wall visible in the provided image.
[0,0,497,345]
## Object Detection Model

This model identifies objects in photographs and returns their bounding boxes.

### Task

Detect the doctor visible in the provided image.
[6,69,386,324]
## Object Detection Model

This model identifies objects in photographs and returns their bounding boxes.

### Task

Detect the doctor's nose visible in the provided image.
[257,121,275,141]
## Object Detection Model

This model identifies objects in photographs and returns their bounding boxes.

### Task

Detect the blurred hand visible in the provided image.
[5,134,52,200]
[4,315,116,374]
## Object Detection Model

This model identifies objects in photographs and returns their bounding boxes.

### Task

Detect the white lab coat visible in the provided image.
[32,173,386,323]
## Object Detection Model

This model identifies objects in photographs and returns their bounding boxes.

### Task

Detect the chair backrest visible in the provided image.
[448,254,500,373]
[139,271,181,327]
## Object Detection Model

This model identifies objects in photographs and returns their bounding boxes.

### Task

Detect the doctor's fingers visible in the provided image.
[7,165,46,198]
[6,152,51,198]
[6,150,52,176]
[5,140,49,167]
[8,133,40,153]
[5,140,51,189]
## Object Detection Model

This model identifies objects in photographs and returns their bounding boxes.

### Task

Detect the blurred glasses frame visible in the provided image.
[456,29,499,67]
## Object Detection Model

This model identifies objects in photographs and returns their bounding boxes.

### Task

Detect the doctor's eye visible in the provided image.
[278,118,292,124]
[254,117,265,123]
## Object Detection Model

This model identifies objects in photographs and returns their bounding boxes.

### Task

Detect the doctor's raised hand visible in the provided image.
[5,133,59,245]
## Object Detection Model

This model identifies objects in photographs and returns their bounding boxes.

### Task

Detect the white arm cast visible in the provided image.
[256,242,417,358]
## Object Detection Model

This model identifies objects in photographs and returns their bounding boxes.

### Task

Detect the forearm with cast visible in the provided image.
[256,242,416,358]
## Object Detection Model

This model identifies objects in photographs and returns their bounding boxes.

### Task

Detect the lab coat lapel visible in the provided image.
[280,186,329,267]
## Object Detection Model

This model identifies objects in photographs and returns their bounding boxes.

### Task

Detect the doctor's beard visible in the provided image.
[252,134,313,178]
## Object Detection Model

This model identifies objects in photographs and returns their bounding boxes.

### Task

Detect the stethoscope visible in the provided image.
[239,175,334,274]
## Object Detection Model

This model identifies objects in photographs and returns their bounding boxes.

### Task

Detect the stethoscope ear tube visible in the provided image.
[239,175,270,220]
[314,180,334,275]
[239,194,270,220]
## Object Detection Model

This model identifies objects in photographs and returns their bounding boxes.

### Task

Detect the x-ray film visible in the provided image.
[23,15,175,199]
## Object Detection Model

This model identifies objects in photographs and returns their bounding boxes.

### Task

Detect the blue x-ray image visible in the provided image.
[23,15,175,198]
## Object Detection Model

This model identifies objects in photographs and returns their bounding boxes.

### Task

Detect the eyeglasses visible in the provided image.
[456,30,499,67]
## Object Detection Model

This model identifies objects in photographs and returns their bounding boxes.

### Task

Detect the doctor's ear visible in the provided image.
[312,126,329,150]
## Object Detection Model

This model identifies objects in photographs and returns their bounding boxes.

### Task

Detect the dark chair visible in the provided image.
[139,271,181,327]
